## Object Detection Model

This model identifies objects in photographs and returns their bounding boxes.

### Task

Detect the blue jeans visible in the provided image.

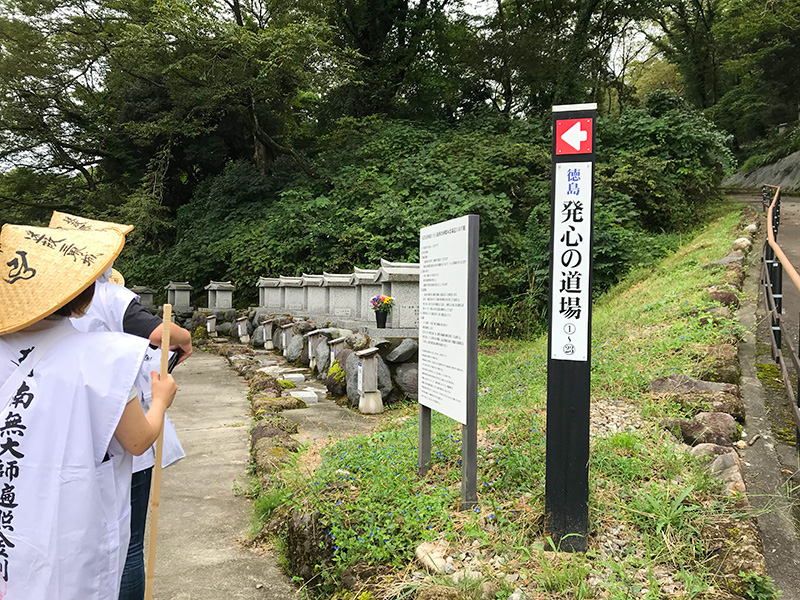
[118,467,153,600]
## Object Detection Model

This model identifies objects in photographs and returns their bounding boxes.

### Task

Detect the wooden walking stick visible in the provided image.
[144,303,171,600]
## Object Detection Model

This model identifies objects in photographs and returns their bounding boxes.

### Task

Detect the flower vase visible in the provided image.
[375,311,388,329]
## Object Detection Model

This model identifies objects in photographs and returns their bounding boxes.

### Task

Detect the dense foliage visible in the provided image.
[0,0,759,334]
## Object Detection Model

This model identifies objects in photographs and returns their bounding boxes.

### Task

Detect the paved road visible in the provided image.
[738,192,800,345]
[771,194,800,346]
[148,350,297,600]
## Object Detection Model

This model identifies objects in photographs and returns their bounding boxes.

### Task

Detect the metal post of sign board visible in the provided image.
[545,102,597,553]
[418,405,432,476]
[461,218,479,509]
[418,214,479,510]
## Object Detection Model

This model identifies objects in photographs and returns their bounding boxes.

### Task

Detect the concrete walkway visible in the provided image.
[148,350,297,600]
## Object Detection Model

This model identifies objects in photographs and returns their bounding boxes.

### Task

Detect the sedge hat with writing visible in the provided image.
[109,269,125,286]
[0,224,126,335]
[49,211,134,235]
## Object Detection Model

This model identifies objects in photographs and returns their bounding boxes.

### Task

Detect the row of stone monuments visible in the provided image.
[132,259,420,335]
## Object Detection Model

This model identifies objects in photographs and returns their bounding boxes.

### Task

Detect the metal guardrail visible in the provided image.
[759,184,800,447]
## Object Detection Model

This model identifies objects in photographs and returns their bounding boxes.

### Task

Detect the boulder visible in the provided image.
[650,374,739,397]
[386,338,419,363]
[346,332,370,352]
[697,344,741,384]
[704,250,745,268]
[314,339,330,375]
[191,312,207,329]
[345,352,360,407]
[725,262,746,290]
[218,321,233,336]
[253,412,299,434]
[250,423,299,453]
[293,320,316,336]
[285,510,335,582]
[249,371,283,398]
[690,443,736,461]
[218,345,252,357]
[252,325,266,348]
[252,396,307,415]
[319,327,354,340]
[253,441,294,477]
[285,334,305,363]
[394,362,419,400]
[699,306,734,326]
[326,351,351,397]
[300,340,311,367]
[653,390,745,422]
[271,317,292,348]
[707,287,740,309]
[251,308,271,328]
[709,452,746,495]
[415,540,450,574]
[732,237,752,251]
[229,356,260,377]
[661,412,739,446]
[377,355,392,399]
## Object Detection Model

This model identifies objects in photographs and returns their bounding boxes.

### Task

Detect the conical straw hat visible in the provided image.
[109,268,125,286]
[0,224,126,335]
[49,211,134,235]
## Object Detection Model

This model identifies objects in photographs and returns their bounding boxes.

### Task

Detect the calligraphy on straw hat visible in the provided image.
[0,224,126,335]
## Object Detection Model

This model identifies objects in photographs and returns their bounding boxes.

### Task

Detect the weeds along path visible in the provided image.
[147,350,297,600]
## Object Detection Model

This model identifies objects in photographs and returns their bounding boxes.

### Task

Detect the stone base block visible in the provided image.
[359,391,383,414]
[264,340,274,350]
[283,373,306,384]
[288,390,319,404]
[361,327,419,339]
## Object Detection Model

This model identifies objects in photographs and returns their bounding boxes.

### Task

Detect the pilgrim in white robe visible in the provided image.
[0,317,149,599]
[71,279,185,470]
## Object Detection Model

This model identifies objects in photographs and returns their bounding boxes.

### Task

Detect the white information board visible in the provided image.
[550,161,593,361]
[418,215,472,425]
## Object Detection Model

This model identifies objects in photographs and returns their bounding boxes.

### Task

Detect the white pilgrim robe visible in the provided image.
[0,317,148,599]
[72,280,185,471]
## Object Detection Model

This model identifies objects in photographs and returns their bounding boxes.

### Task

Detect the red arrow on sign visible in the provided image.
[555,118,593,155]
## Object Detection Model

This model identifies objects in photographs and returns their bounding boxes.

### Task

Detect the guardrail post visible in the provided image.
[761,185,770,211]
[772,261,782,353]
[765,243,774,288]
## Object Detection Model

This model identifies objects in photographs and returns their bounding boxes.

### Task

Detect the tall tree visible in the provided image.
[466,0,650,116]
[652,0,724,109]
[0,1,114,188]
[710,0,800,144]
[309,0,454,117]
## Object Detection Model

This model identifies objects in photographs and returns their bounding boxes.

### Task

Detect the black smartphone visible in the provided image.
[149,344,179,373]
[167,351,179,373]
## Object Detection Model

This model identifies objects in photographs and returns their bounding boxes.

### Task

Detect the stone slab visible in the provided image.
[360,327,419,339]
[283,373,306,384]
[288,389,320,404]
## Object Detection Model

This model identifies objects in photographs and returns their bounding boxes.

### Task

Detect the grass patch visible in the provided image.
[253,202,767,597]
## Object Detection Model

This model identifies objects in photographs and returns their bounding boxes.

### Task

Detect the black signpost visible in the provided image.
[545,103,597,552]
